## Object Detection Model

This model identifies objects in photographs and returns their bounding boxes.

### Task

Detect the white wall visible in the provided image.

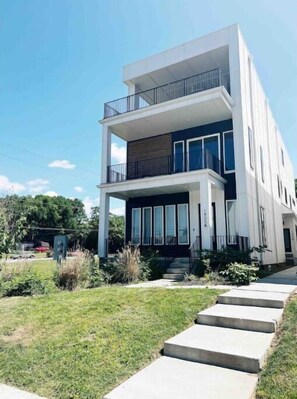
[233,27,297,264]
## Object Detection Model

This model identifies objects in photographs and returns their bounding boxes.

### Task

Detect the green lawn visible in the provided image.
[0,287,222,399]
[256,294,297,399]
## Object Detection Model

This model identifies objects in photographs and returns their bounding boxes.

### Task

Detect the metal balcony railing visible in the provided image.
[107,149,222,183]
[104,68,230,118]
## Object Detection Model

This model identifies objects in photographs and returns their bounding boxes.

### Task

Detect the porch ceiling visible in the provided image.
[101,86,233,142]
[99,169,226,200]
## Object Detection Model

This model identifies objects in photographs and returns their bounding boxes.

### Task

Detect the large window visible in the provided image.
[174,141,184,173]
[260,146,264,183]
[248,127,254,169]
[187,134,219,172]
[165,205,176,245]
[260,206,267,246]
[154,206,164,245]
[223,131,235,173]
[226,200,237,244]
[177,204,189,245]
[142,207,152,245]
[131,208,141,245]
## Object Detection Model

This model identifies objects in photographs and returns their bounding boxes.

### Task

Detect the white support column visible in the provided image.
[215,189,226,250]
[101,125,112,184]
[200,177,213,249]
[189,190,199,245]
[98,190,110,258]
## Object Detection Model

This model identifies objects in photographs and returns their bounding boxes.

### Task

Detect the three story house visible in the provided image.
[98,24,297,268]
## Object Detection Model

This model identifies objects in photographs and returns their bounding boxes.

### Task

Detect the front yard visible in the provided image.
[0,287,222,399]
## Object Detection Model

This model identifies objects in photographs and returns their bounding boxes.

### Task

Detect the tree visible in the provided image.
[295,178,297,198]
[0,195,29,258]
[84,207,125,253]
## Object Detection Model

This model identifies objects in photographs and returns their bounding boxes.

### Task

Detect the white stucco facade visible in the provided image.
[99,24,297,265]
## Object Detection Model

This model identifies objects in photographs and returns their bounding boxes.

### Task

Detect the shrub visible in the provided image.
[105,244,150,284]
[0,263,56,297]
[87,256,110,288]
[220,262,259,285]
[140,249,163,280]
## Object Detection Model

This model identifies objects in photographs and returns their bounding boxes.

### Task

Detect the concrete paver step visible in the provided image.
[218,289,290,308]
[163,273,184,280]
[164,324,274,373]
[166,268,189,274]
[197,304,283,332]
[104,356,258,399]
[237,283,297,294]
[0,384,47,399]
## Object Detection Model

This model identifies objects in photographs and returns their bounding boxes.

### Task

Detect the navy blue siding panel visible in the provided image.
[172,119,236,200]
[171,119,233,142]
[224,173,236,200]
[126,192,189,257]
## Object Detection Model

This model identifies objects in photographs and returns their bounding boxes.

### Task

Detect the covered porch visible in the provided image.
[98,169,241,258]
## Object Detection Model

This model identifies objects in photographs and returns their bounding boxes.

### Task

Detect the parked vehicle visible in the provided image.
[35,246,49,253]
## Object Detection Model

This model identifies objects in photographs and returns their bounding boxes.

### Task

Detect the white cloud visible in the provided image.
[0,175,26,194]
[111,143,126,164]
[48,160,76,170]
[83,196,99,217]
[27,178,49,194]
[44,191,59,197]
[27,178,49,186]
[110,206,125,216]
[74,186,84,193]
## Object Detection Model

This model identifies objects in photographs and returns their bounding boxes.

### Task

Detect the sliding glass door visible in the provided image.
[187,135,219,171]
[188,139,203,171]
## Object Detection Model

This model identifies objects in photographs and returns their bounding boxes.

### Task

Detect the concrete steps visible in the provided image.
[197,304,283,333]
[163,258,189,280]
[104,281,297,399]
[164,324,274,373]
[163,273,184,280]
[104,356,258,399]
[218,289,290,308]
[166,267,189,274]
[237,282,297,294]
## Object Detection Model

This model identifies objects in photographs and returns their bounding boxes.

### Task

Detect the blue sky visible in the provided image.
[0,0,296,216]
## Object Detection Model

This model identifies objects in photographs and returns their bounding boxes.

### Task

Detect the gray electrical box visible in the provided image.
[53,235,68,263]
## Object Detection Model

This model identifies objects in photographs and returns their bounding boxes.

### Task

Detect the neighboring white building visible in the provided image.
[98,24,297,266]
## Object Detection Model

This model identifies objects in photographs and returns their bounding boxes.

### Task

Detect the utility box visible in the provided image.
[53,235,68,262]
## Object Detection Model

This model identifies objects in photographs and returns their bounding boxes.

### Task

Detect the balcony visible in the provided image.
[107,149,222,183]
[104,68,230,119]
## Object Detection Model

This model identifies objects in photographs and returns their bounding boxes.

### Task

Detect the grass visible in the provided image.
[256,294,297,399]
[0,286,223,399]
[1,259,56,279]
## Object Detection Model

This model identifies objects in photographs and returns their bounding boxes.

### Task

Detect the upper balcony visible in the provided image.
[107,148,222,183]
[104,68,230,119]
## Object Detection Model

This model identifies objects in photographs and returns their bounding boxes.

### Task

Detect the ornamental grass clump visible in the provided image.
[55,252,90,291]
[110,244,150,284]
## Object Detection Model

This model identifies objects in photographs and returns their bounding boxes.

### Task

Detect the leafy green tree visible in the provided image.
[84,207,124,253]
[0,195,29,258]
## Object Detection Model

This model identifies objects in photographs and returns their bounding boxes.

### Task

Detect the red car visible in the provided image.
[35,246,49,253]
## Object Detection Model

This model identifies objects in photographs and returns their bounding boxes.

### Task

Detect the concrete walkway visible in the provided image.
[105,272,297,399]
[126,279,234,289]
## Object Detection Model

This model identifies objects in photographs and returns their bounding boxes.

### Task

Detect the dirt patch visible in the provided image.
[1,324,34,346]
